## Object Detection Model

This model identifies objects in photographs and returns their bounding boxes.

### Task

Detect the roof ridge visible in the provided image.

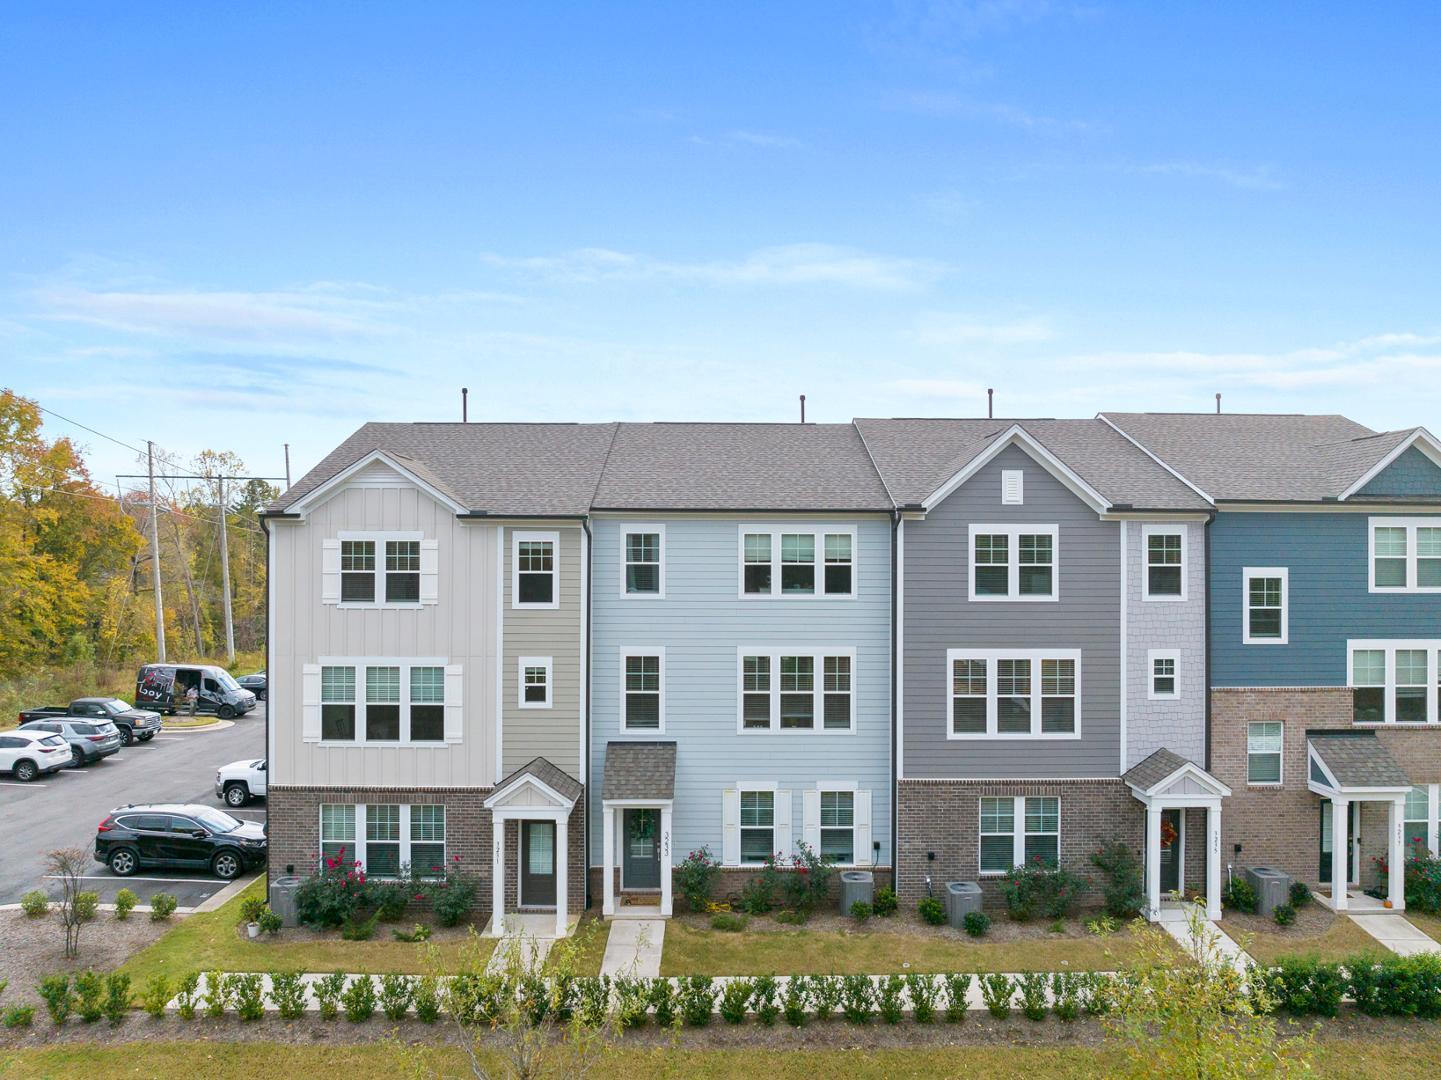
[852,421,897,509]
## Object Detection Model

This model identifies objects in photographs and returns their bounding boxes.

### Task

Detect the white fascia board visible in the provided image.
[1340,428,1441,501]
[285,449,469,517]
[922,425,1112,515]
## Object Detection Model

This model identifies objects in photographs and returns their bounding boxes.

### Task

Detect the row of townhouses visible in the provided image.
[260,413,1441,935]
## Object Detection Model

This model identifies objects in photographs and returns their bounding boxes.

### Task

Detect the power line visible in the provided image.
[31,401,148,457]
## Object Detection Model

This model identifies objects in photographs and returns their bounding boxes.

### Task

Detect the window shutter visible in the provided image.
[1002,470,1024,505]
[301,664,321,742]
[774,789,792,859]
[802,790,821,854]
[321,540,341,604]
[722,788,740,866]
[420,539,439,605]
[853,790,873,867]
[444,664,464,743]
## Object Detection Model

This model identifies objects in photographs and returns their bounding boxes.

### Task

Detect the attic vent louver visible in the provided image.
[1002,470,1023,505]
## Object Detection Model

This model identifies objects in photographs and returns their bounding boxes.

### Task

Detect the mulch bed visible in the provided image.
[1222,902,1340,942]
[0,909,171,1007]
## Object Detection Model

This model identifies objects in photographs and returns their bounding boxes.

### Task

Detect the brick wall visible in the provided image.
[1212,687,1441,888]
[896,778,1141,907]
[585,864,895,913]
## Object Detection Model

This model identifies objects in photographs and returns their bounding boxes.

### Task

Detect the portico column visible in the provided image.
[1389,796,1407,912]
[1206,804,1222,921]
[555,813,569,938]
[1332,797,1349,912]
[660,805,673,917]
[1146,805,1162,920]
[602,805,616,917]
[491,815,507,936]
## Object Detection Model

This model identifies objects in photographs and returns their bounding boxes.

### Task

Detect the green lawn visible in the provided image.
[118,878,496,982]
[659,920,1161,976]
[1402,910,1441,944]
[1238,912,1385,966]
[3,1039,1438,1080]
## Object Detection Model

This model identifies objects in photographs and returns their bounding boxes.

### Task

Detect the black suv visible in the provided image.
[95,804,267,880]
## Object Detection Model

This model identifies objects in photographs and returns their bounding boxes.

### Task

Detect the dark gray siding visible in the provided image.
[902,444,1121,778]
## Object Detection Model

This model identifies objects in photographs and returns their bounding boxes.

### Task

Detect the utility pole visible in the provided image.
[284,443,292,489]
[217,475,236,665]
[147,441,166,662]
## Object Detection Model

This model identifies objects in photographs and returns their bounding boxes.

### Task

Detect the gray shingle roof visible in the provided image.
[491,756,584,804]
[854,418,1212,510]
[592,423,893,511]
[1101,413,1431,503]
[1308,732,1411,789]
[602,741,677,801]
[275,422,619,517]
[1123,748,1196,791]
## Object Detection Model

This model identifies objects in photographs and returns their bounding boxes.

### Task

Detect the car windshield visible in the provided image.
[40,734,66,747]
[101,700,133,713]
[193,808,242,833]
[216,671,242,692]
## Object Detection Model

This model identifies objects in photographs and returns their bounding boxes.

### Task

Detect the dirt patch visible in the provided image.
[0,909,172,1006]
[679,908,1127,946]
[1224,901,1337,942]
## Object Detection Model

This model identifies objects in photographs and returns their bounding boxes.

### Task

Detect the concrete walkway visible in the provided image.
[483,913,558,972]
[599,918,665,977]
[1158,907,1252,971]
[1348,912,1441,957]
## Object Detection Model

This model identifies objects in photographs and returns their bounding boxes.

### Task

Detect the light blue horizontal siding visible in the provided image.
[589,515,893,866]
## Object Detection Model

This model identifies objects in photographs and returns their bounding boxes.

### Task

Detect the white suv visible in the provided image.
[215,758,266,806]
[0,729,72,782]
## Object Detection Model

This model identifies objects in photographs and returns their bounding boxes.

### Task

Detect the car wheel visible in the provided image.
[109,848,139,876]
[69,746,86,768]
[218,704,236,720]
[224,783,249,807]
[13,759,38,782]
[119,726,134,747]
[138,732,154,742]
[212,851,241,880]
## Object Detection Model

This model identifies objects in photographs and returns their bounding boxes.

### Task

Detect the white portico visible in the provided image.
[482,757,582,939]
[1125,748,1231,921]
[1307,733,1411,913]
[600,741,676,918]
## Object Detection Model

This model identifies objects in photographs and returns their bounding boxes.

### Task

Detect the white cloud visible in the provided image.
[1133,161,1287,191]
[915,312,1056,345]
[886,90,1095,133]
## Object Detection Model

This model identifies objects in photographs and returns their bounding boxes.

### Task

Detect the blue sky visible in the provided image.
[3,2,1439,484]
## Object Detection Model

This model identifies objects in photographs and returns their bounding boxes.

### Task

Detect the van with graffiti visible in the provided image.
[135,663,257,718]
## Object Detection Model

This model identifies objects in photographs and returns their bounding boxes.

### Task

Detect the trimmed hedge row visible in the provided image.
[1257,953,1441,1019]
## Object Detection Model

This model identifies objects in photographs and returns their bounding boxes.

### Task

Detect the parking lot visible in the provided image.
[0,703,267,910]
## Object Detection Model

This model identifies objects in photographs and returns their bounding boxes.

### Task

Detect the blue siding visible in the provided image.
[589,515,893,865]
[1358,447,1441,498]
[1211,511,1441,686]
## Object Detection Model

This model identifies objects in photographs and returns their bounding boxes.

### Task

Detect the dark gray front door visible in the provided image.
[622,808,660,889]
[520,821,557,907]
[1159,808,1182,894]
[1319,801,1360,884]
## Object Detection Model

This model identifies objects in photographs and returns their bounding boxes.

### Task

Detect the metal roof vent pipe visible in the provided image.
[800,394,806,423]
[1216,392,1221,414]
[988,387,994,419]
[462,386,469,422]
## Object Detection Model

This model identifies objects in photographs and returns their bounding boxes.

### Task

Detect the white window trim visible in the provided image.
[978,795,1060,877]
[1368,517,1441,594]
[1141,523,1188,602]
[737,785,778,867]
[512,530,560,610]
[317,656,450,746]
[619,523,666,600]
[1402,784,1441,858]
[318,802,446,878]
[817,787,858,866]
[1347,639,1441,725]
[967,523,1060,602]
[518,656,553,710]
[1246,720,1284,787]
[736,524,858,600]
[735,646,857,735]
[1241,567,1289,645]
[945,648,1082,740]
[336,531,425,609]
[619,647,666,734]
[1147,648,1181,701]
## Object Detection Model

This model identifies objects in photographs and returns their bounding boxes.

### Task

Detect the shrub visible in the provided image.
[296,849,371,928]
[378,973,412,1021]
[751,974,781,1026]
[74,891,99,924]
[342,975,377,1022]
[775,908,809,925]
[392,923,432,943]
[675,847,723,913]
[1082,972,1113,1016]
[782,975,810,1027]
[1347,953,1441,1018]
[963,911,991,937]
[719,977,752,1024]
[203,970,230,1018]
[1090,841,1145,919]
[518,972,550,1026]
[1261,957,1346,1018]
[918,895,946,926]
[314,972,346,1021]
[575,976,612,1027]
[229,973,265,1022]
[20,890,49,918]
[877,974,905,1024]
[413,975,441,1024]
[141,974,172,1019]
[240,896,268,924]
[1018,971,1048,1021]
[2,1005,34,1028]
[849,900,873,922]
[1000,861,1088,921]
[269,971,307,1020]
[980,973,1013,1019]
[1086,915,1119,936]
[341,910,380,941]
[74,970,104,1023]
[1273,902,1297,926]
[740,856,783,915]
[149,892,178,921]
[113,888,138,921]
[711,912,748,932]
[257,907,283,935]
[679,975,717,1027]
[1402,855,1441,914]
[811,974,843,1022]
[944,973,973,1023]
[1222,876,1258,914]
[37,974,73,1025]
[649,977,678,1028]
[872,886,898,917]
[1289,881,1313,908]
[1052,971,1081,1021]
[174,972,200,1021]
[421,861,479,927]
[783,843,837,913]
[370,878,412,922]
[841,974,874,1023]
[614,976,650,1028]
[907,973,939,1023]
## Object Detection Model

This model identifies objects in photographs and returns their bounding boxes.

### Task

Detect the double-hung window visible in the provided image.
[321,665,357,740]
[622,527,664,597]
[318,803,446,878]
[947,650,1080,737]
[819,790,855,863]
[969,524,1058,600]
[1149,650,1179,699]
[1349,641,1441,724]
[341,540,376,602]
[519,657,552,709]
[317,659,451,744]
[622,652,663,731]
[739,526,856,598]
[335,533,425,606]
[366,665,401,741]
[1143,526,1186,600]
[980,796,1059,874]
[320,803,356,866]
[1242,568,1288,644]
[513,532,558,608]
[1369,518,1441,593]
[408,666,445,741]
[1405,787,1432,858]
[739,790,775,864]
[1247,721,1282,784]
[737,648,856,732]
